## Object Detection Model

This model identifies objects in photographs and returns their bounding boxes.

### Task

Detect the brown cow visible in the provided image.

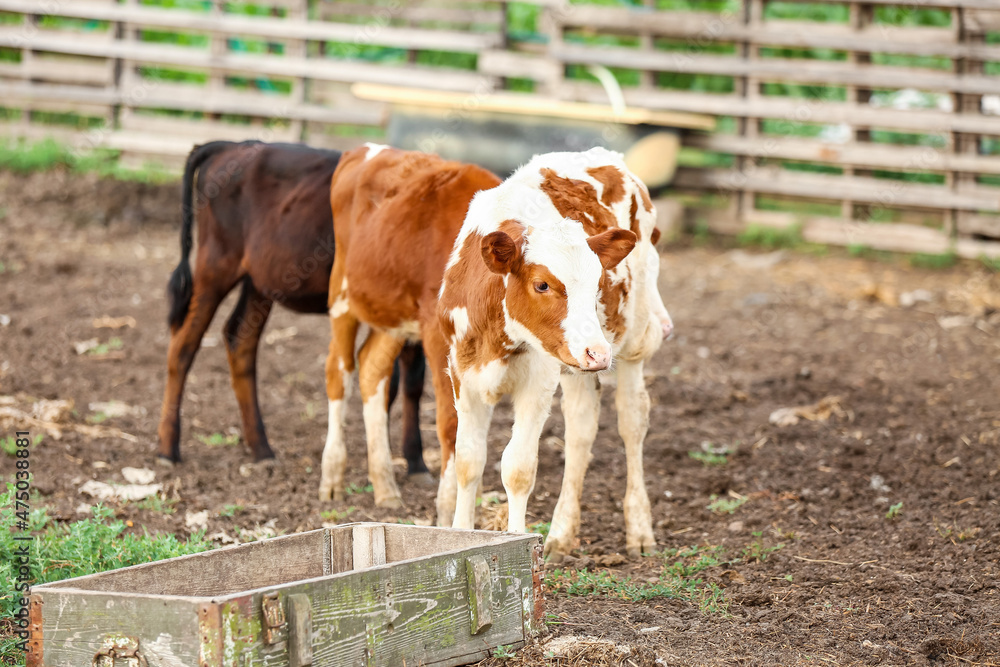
[320,144,501,507]
[158,141,429,478]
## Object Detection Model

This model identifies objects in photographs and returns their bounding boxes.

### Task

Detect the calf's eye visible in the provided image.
[534,282,550,294]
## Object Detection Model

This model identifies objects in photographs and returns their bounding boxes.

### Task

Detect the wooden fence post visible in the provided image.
[843,2,873,227]
[952,7,985,242]
[733,0,763,227]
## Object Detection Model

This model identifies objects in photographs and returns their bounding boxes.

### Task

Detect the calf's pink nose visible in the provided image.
[583,346,611,371]
[661,316,674,340]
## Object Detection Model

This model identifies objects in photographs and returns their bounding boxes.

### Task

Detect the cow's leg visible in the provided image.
[452,389,493,530]
[616,358,656,557]
[501,377,557,533]
[157,283,230,463]
[545,373,601,561]
[358,330,405,508]
[319,303,359,501]
[398,343,431,481]
[223,278,275,461]
[421,328,459,526]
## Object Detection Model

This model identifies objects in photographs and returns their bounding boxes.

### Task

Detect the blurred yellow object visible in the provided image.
[625,131,681,190]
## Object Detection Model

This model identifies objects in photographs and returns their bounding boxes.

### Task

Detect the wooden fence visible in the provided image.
[1,0,999,259]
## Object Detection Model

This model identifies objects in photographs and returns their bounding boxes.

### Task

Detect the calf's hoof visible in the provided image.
[375,494,404,510]
[544,548,567,566]
[543,536,572,564]
[317,484,344,502]
[250,449,276,463]
[156,455,177,468]
[625,540,656,560]
[406,471,436,487]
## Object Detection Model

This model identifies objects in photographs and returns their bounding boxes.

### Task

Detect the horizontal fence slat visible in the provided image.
[557,7,1000,61]
[674,167,1000,212]
[793,0,998,9]
[0,29,493,93]
[0,59,113,86]
[478,50,561,83]
[956,214,1000,239]
[964,9,1000,32]
[0,0,501,52]
[318,3,503,26]
[687,134,1000,176]
[552,44,1000,96]
[0,82,385,126]
[559,82,1000,136]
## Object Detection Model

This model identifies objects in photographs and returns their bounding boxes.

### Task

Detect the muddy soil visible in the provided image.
[1,169,998,665]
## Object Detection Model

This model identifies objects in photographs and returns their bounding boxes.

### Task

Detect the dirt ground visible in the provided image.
[2,169,999,666]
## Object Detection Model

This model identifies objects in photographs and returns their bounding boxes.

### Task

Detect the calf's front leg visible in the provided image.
[502,375,559,533]
[616,358,656,557]
[545,373,601,561]
[451,389,494,530]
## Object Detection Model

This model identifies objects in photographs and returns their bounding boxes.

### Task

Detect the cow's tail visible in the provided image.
[167,141,231,329]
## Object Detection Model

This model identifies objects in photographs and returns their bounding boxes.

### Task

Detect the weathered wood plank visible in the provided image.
[674,167,1000,212]
[558,82,1000,136]
[352,524,387,570]
[34,590,203,667]
[39,530,330,597]
[0,29,493,93]
[687,134,1000,176]
[329,525,355,573]
[382,524,513,563]
[551,44,1000,96]
[229,537,539,667]
[0,81,384,126]
[478,49,561,82]
[957,213,1000,239]
[556,6,1000,60]
[0,0,502,52]
[964,8,1000,32]
[803,0,997,9]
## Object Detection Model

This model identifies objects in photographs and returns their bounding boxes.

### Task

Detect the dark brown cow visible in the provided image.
[158,141,428,478]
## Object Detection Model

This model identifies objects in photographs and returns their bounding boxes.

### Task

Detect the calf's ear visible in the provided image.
[481,231,521,275]
[587,228,637,270]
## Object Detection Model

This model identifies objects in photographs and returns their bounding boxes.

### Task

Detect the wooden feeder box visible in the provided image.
[27,523,544,667]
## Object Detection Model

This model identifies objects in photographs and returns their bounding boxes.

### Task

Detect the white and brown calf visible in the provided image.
[437,147,672,559]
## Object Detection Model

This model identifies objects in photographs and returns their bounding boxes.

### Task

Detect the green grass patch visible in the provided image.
[736,223,803,249]
[219,503,243,518]
[320,506,357,523]
[1,435,41,457]
[195,432,239,447]
[873,6,950,27]
[1,486,212,661]
[528,521,551,539]
[707,494,747,515]
[345,482,374,496]
[688,450,729,466]
[134,495,177,515]
[0,138,174,183]
[546,544,728,612]
[765,2,847,22]
[741,531,784,562]
[885,502,904,520]
[909,251,957,270]
[86,337,123,357]
[981,255,1000,273]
